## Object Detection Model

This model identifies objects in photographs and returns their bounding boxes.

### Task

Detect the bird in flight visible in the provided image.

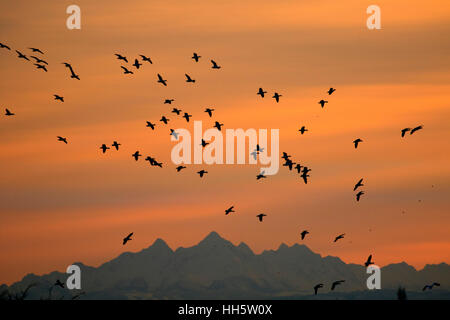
[172,108,181,115]
[5,108,14,116]
[164,99,175,104]
[57,136,68,144]
[62,62,80,80]
[334,234,345,242]
[132,151,142,161]
[176,165,186,172]
[301,171,310,184]
[185,74,196,83]
[211,60,221,69]
[115,54,128,63]
[225,206,235,215]
[29,47,44,54]
[256,213,267,222]
[100,144,110,153]
[146,121,156,130]
[183,112,192,122]
[205,108,214,117]
[272,92,282,103]
[298,126,308,135]
[327,88,336,95]
[140,55,152,64]
[300,230,309,240]
[16,50,29,61]
[192,52,201,62]
[356,191,364,201]
[294,164,302,174]
[54,94,64,102]
[331,280,345,291]
[197,170,208,177]
[157,74,167,86]
[282,152,291,161]
[256,171,266,180]
[170,129,179,140]
[31,56,48,65]
[34,64,47,72]
[354,178,364,191]
[401,128,411,137]
[353,138,363,149]
[201,139,209,148]
[283,158,294,171]
[257,88,267,98]
[422,282,440,291]
[121,66,133,74]
[0,42,11,50]
[55,280,65,289]
[410,125,423,135]
[364,254,374,267]
[314,284,323,295]
[160,116,169,124]
[132,59,142,69]
[123,232,133,245]
[214,121,223,131]
[318,100,328,108]
[112,141,121,150]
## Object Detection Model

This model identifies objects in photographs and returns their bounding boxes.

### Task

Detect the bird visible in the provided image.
[192,52,201,62]
[115,54,128,63]
[225,206,235,215]
[294,164,302,174]
[331,280,345,291]
[34,64,47,72]
[123,232,133,245]
[145,156,157,166]
[334,234,345,242]
[205,108,214,117]
[5,108,14,116]
[410,125,423,135]
[211,60,221,69]
[318,100,328,108]
[197,170,208,177]
[31,56,48,65]
[256,171,266,180]
[164,99,175,104]
[327,88,336,95]
[356,191,364,201]
[302,166,312,174]
[255,144,264,153]
[272,92,282,103]
[112,141,121,150]
[281,152,291,161]
[16,50,29,61]
[132,151,141,161]
[353,138,363,149]
[422,283,440,291]
[0,42,11,50]
[353,178,364,191]
[172,108,182,115]
[401,128,411,137]
[176,165,186,172]
[54,280,65,289]
[145,121,155,130]
[62,62,80,80]
[214,121,223,131]
[301,171,309,184]
[100,144,110,153]
[256,213,267,222]
[364,254,374,267]
[29,47,44,54]
[185,74,195,83]
[54,95,64,102]
[314,284,323,295]
[132,59,142,69]
[140,55,152,64]
[121,66,133,74]
[170,129,179,140]
[298,126,308,135]
[160,116,169,124]
[283,159,294,171]
[300,230,309,240]
[257,88,267,98]
[57,136,68,144]
[182,112,192,122]
[157,74,167,86]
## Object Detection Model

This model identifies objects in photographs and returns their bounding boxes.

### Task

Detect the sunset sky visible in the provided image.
[0,0,449,285]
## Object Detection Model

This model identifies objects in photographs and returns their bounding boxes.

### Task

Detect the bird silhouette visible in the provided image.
[115,54,128,63]
[140,55,152,64]
[34,64,47,72]
[319,100,328,108]
[176,165,186,172]
[410,125,423,135]
[422,282,440,291]
[283,159,294,170]
[334,234,345,242]
[29,47,44,54]
[183,112,192,122]
[353,138,363,148]
[256,171,266,180]
[31,56,48,65]
[211,60,221,69]
[132,59,142,69]
[121,66,133,74]
[54,280,65,288]
[157,74,167,86]
[123,232,133,245]
[257,88,267,98]
[282,152,291,161]
[314,284,323,295]
[331,280,345,291]
[272,92,282,103]
[170,129,179,140]
[201,139,209,148]
[0,42,11,50]
[300,230,309,240]
[160,116,169,124]
[192,52,201,62]
[364,254,374,267]
[112,141,121,150]
[301,171,310,184]
[16,50,29,61]
[299,126,308,135]
[164,99,175,104]
[100,144,110,153]
[294,164,302,174]
[302,166,311,174]
[256,213,267,222]
[205,108,214,117]
[5,108,14,116]
[356,191,364,201]
[353,178,364,191]
[225,206,235,215]
[57,136,68,144]
[62,62,80,80]
[185,74,196,83]
[132,151,142,161]
[197,170,208,177]
[401,128,411,137]
[327,88,336,95]
[54,95,64,102]
[172,108,182,115]
[214,121,223,131]
[146,121,156,130]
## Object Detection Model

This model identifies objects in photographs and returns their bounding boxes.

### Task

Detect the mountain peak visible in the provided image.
[146,238,172,252]
[198,231,231,246]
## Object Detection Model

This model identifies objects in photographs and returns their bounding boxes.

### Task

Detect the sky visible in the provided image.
[0,0,449,285]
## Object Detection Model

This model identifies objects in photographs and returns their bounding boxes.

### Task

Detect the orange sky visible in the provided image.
[0,0,450,285]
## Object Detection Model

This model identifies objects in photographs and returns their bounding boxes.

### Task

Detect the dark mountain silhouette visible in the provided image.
[2,232,449,300]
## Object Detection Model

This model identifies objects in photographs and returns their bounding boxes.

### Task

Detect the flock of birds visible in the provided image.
[0,40,435,297]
